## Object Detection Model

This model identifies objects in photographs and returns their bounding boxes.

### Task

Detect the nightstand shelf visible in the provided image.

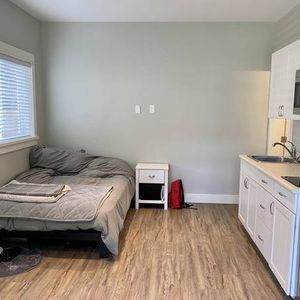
[135,163,169,210]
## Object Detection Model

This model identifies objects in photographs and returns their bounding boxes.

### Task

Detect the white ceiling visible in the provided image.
[10,0,300,22]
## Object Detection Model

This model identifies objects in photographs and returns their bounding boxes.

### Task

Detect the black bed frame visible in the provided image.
[0,229,111,259]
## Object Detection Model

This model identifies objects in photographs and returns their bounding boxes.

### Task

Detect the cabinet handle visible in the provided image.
[278,105,282,117]
[278,192,287,198]
[244,178,249,189]
[259,204,266,210]
[270,201,274,215]
[258,235,264,242]
[261,179,268,184]
[148,175,155,179]
[160,185,164,201]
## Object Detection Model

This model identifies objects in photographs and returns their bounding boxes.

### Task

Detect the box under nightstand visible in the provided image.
[135,163,169,210]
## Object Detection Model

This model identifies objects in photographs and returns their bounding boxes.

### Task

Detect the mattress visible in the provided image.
[0,175,134,256]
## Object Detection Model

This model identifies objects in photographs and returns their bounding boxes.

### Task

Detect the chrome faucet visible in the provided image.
[272,141,297,160]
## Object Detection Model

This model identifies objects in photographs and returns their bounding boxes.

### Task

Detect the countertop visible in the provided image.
[240,155,300,193]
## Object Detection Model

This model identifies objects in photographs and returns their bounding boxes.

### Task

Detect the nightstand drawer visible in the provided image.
[139,169,165,184]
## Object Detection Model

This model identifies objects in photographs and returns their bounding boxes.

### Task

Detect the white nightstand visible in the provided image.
[135,163,169,210]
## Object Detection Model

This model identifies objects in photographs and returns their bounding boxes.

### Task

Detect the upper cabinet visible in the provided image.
[269,47,291,118]
[268,39,300,120]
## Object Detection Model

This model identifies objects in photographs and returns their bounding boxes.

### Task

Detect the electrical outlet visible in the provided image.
[135,105,141,114]
[149,104,155,114]
[281,136,287,143]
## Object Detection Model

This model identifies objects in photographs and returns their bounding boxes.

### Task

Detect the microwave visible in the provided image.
[294,69,300,114]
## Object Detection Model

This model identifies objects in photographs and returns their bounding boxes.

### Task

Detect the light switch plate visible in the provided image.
[135,105,141,114]
[149,104,155,114]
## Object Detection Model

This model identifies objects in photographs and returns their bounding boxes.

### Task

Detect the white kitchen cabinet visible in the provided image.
[238,171,249,226]
[268,47,292,119]
[238,171,257,239]
[270,200,295,294]
[238,157,299,297]
[268,39,300,120]
[255,217,272,262]
[246,179,258,238]
[254,183,274,263]
[256,183,274,231]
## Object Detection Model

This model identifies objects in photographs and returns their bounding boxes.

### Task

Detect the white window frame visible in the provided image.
[0,41,39,155]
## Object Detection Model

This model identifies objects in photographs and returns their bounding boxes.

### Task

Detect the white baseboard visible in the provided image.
[185,193,238,204]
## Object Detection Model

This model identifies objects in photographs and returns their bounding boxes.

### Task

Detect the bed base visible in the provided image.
[0,229,111,259]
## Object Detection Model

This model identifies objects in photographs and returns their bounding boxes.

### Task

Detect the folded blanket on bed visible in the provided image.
[0,184,113,222]
[0,181,71,203]
[0,180,66,197]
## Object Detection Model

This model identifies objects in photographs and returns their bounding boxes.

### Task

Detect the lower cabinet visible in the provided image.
[254,183,274,263]
[238,171,259,239]
[247,179,258,239]
[239,161,297,296]
[270,200,295,293]
[255,218,272,262]
[238,171,249,226]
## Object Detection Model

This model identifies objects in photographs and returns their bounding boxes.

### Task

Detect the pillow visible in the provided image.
[79,156,135,179]
[30,145,97,174]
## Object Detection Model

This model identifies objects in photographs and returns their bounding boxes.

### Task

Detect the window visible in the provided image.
[0,41,38,154]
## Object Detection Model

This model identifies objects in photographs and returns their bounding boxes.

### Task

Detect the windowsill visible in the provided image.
[0,136,39,156]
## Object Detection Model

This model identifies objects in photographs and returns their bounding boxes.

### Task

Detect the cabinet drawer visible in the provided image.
[241,160,274,192]
[256,171,274,193]
[273,182,296,213]
[139,169,165,184]
[255,218,272,263]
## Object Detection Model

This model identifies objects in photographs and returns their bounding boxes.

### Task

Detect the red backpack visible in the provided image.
[168,180,192,209]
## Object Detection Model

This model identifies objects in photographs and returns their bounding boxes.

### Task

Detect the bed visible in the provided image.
[0,146,135,258]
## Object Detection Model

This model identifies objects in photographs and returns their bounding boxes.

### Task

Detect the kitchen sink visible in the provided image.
[249,155,296,163]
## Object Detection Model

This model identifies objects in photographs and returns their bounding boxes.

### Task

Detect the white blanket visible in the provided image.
[0,181,71,203]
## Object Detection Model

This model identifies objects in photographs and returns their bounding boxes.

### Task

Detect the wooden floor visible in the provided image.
[0,204,291,300]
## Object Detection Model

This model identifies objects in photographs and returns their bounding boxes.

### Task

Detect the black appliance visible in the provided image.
[294,70,300,114]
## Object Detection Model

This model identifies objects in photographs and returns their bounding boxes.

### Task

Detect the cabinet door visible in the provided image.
[255,184,274,263]
[246,179,258,238]
[256,185,274,231]
[270,201,295,294]
[255,217,272,263]
[269,47,291,119]
[238,172,249,226]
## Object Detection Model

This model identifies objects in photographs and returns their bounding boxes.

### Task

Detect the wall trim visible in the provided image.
[185,193,238,204]
[0,136,39,156]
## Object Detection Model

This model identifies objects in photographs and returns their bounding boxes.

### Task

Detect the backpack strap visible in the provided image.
[180,180,197,209]
[182,202,197,209]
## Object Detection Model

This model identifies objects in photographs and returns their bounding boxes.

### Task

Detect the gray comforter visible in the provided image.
[0,184,113,221]
[0,146,135,255]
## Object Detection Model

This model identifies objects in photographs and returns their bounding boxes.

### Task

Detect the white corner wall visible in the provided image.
[0,0,43,185]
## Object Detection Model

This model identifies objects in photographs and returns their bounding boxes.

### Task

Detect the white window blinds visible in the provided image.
[0,56,33,141]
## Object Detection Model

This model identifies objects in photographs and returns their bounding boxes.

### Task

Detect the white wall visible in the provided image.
[0,0,43,185]
[41,23,273,195]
